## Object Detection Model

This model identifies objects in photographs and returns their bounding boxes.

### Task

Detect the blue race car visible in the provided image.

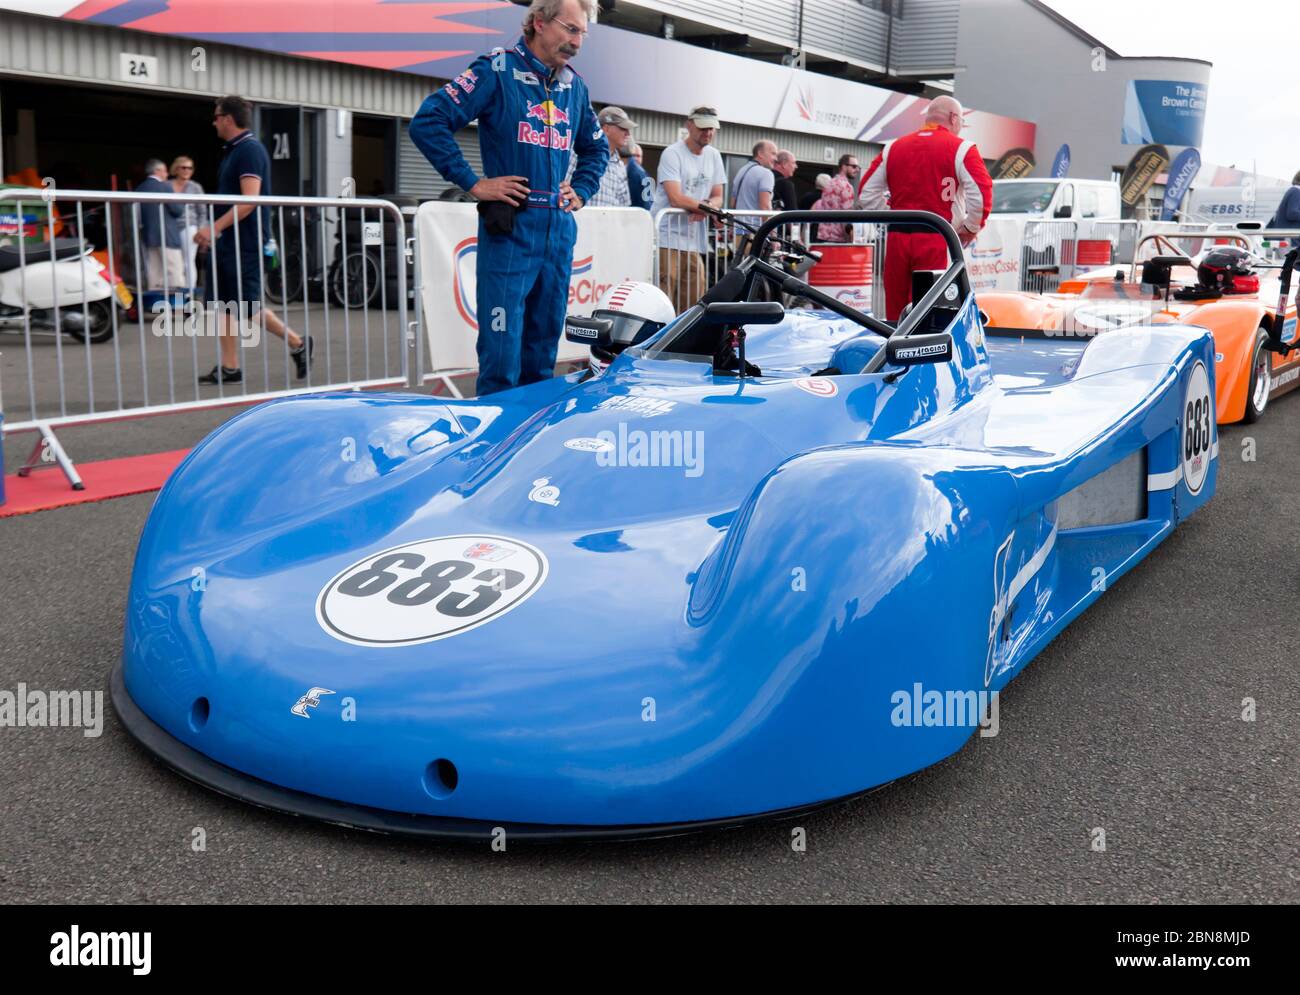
[113,211,1219,840]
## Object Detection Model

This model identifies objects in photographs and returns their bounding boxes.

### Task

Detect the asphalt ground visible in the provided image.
[0,384,1297,904]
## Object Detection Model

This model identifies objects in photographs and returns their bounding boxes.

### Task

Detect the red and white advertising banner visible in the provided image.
[966,218,1027,292]
[416,203,654,373]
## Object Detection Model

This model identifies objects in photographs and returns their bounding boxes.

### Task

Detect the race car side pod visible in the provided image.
[1265,247,1298,356]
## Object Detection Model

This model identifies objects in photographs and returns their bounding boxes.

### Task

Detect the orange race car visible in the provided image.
[979,231,1300,424]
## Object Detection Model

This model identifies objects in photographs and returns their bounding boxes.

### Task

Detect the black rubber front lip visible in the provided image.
[110,661,880,843]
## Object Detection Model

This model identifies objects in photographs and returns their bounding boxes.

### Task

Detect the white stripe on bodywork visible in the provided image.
[1147,466,1182,491]
[1005,521,1058,610]
[1148,440,1218,491]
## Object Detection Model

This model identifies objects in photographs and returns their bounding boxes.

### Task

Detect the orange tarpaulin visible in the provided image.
[1,167,65,238]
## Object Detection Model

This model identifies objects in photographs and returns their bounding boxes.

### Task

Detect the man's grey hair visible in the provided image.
[775,149,796,165]
[144,158,166,175]
[522,0,594,38]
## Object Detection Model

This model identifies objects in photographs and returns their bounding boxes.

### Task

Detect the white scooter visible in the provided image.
[0,237,125,343]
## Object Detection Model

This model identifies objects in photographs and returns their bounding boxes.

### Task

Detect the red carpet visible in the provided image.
[1,449,190,518]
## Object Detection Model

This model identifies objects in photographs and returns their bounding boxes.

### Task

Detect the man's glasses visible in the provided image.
[554,18,587,38]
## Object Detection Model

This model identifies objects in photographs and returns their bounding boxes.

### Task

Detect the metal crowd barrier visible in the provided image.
[0,188,414,488]
[1018,220,1078,293]
[1087,220,1141,265]
[651,207,884,313]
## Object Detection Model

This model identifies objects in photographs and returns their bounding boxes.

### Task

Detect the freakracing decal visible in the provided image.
[793,377,838,398]
[316,536,548,646]
[1182,360,1213,496]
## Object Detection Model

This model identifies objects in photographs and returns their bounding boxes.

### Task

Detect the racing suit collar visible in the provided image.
[515,38,555,80]
[514,36,571,85]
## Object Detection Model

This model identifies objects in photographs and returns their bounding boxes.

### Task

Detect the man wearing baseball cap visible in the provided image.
[649,105,727,311]
[588,106,638,208]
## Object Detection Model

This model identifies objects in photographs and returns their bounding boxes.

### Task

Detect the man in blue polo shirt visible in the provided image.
[194,95,311,385]
[409,0,607,395]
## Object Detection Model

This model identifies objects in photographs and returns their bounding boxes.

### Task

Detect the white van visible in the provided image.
[968,179,1124,293]
[990,178,1123,220]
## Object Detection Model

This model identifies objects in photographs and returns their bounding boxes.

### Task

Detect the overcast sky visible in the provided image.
[1041,0,1300,181]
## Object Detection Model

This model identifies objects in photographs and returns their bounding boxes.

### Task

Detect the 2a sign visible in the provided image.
[119,53,159,85]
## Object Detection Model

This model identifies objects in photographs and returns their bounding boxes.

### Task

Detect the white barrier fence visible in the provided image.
[1,188,412,487]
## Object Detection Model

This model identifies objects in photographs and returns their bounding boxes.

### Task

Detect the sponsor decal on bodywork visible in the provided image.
[528,477,561,506]
[596,394,677,417]
[290,687,334,718]
[894,342,948,360]
[564,437,616,453]
[793,377,838,397]
[1270,367,1299,391]
[1182,360,1213,496]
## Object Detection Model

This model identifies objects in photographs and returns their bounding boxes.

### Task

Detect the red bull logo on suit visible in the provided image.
[518,100,571,148]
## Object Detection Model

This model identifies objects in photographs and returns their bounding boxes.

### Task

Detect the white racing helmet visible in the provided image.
[587,281,676,375]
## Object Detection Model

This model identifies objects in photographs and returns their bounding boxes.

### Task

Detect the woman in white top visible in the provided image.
[170,156,204,290]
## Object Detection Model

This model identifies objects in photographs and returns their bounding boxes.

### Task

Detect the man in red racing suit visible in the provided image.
[857,96,993,321]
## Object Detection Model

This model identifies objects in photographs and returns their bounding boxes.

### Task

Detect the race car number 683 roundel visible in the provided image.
[316,535,548,646]
[1182,360,1213,496]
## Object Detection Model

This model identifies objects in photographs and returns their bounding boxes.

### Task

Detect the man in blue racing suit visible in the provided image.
[410,0,608,395]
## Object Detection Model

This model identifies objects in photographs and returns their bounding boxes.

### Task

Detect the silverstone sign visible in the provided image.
[416,203,653,373]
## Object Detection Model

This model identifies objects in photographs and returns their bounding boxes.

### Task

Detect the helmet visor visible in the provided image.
[597,310,663,348]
